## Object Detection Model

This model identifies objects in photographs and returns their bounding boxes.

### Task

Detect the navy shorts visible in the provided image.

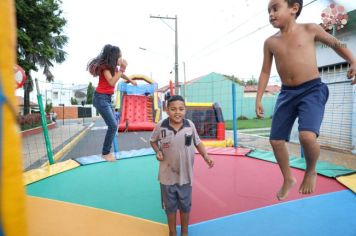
[160,183,192,214]
[270,78,329,141]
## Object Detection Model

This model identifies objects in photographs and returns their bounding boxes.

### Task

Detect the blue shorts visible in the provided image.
[270,78,329,141]
[160,183,192,214]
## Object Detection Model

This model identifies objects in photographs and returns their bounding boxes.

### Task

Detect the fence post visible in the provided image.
[35,79,54,165]
[113,110,120,159]
[232,81,238,148]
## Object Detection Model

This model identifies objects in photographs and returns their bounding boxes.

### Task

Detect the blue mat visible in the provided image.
[188,190,356,236]
[74,155,104,165]
[118,147,155,159]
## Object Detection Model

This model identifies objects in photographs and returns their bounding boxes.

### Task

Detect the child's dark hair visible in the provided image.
[87,44,121,76]
[285,0,303,18]
[167,95,185,107]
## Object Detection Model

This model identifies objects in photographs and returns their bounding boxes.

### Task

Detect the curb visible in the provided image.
[21,122,57,138]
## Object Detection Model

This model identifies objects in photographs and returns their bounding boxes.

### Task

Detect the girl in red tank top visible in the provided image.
[87,44,136,161]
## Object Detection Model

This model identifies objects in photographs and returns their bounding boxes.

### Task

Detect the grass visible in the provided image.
[225,118,272,130]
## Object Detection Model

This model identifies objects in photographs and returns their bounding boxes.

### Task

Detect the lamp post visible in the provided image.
[59,103,65,125]
[150,15,179,95]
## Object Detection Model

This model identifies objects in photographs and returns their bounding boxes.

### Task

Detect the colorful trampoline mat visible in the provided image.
[26,150,356,236]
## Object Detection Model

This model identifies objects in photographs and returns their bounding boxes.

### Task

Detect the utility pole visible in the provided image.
[183,61,187,99]
[150,15,179,94]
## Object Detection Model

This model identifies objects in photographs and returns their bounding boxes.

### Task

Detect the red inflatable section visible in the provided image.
[216,122,225,140]
[118,95,156,131]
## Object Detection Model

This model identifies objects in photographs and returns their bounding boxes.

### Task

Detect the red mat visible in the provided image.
[190,154,346,224]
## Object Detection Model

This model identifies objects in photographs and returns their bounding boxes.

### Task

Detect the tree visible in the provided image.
[245,76,258,86]
[16,0,68,114]
[225,75,245,86]
[70,97,78,105]
[86,82,95,104]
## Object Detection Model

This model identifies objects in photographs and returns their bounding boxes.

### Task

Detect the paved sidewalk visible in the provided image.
[226,131,356,170]
[238,127,271,137]
[22,124,356,171]
[22,118,94,171]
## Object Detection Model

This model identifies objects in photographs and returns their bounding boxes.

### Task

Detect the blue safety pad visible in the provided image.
[74,155,104,165]
[188,190,356,236]
[118,148,155,159]
[74,148,155,165]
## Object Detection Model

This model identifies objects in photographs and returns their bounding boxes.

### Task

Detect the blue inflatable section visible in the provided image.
[188,190,356,236]
[119,82,157,95]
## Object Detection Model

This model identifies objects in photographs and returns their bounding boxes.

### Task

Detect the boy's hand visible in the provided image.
[256,102,264,118]
[347,63,356,85]
[203,155,214,168]
[156,151,164,161]
[131,80,138,86]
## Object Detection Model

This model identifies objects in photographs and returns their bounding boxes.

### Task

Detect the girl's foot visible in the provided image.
[102,153,116,162]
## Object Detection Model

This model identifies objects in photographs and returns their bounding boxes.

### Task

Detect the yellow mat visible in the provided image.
[337,173,356,193]
[27,196,168,236]
[202,139,234,147]
[24,159,80,185]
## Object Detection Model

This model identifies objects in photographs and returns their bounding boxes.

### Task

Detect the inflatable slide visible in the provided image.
[116,75,160,131]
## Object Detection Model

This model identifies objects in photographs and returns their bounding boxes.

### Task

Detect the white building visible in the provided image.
[291,9,356,153]
[47,83,88,106]
[16,80,90,107]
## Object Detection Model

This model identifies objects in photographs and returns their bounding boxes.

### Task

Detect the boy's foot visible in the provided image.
[102,153,116,162]
[277,177,297,201]
[299,171,317,194]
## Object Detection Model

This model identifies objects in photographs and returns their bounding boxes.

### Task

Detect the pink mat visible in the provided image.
[196,147,251,156]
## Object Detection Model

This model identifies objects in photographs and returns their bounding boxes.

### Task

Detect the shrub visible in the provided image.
[19,113,51,131]
[238,115,248,120]
[45,102,53,114]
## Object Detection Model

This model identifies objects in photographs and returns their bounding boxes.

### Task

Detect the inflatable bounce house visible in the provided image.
[116,74,160,132]
[185,102,231,147]
[1,1,28,234]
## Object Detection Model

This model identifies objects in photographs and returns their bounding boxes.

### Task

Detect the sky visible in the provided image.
[30,0,356,89]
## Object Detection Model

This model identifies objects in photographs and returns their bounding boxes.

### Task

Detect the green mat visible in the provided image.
[27,155,167,223]
[246,149,299,163]
[247,149,356,178]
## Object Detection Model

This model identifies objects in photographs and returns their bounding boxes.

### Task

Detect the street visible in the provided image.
[58,118,152,162]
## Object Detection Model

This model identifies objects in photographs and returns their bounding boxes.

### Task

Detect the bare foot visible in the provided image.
[102,153,116,162]
[277,177,297,201]
[299,171,317,194]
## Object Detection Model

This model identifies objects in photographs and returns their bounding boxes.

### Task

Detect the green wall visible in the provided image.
[182,72,277,120]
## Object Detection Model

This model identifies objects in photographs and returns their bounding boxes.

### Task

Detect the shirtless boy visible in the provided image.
[256,0,356,200]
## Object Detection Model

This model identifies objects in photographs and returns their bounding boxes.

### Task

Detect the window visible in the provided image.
[53,91,58,99]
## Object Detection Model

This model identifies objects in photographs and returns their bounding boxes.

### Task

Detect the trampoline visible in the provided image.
[25,148,356,236]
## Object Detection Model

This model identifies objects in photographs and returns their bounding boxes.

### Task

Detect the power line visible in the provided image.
[189,8,266,59]
[159,18,175,32]
[190,0,319,60]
